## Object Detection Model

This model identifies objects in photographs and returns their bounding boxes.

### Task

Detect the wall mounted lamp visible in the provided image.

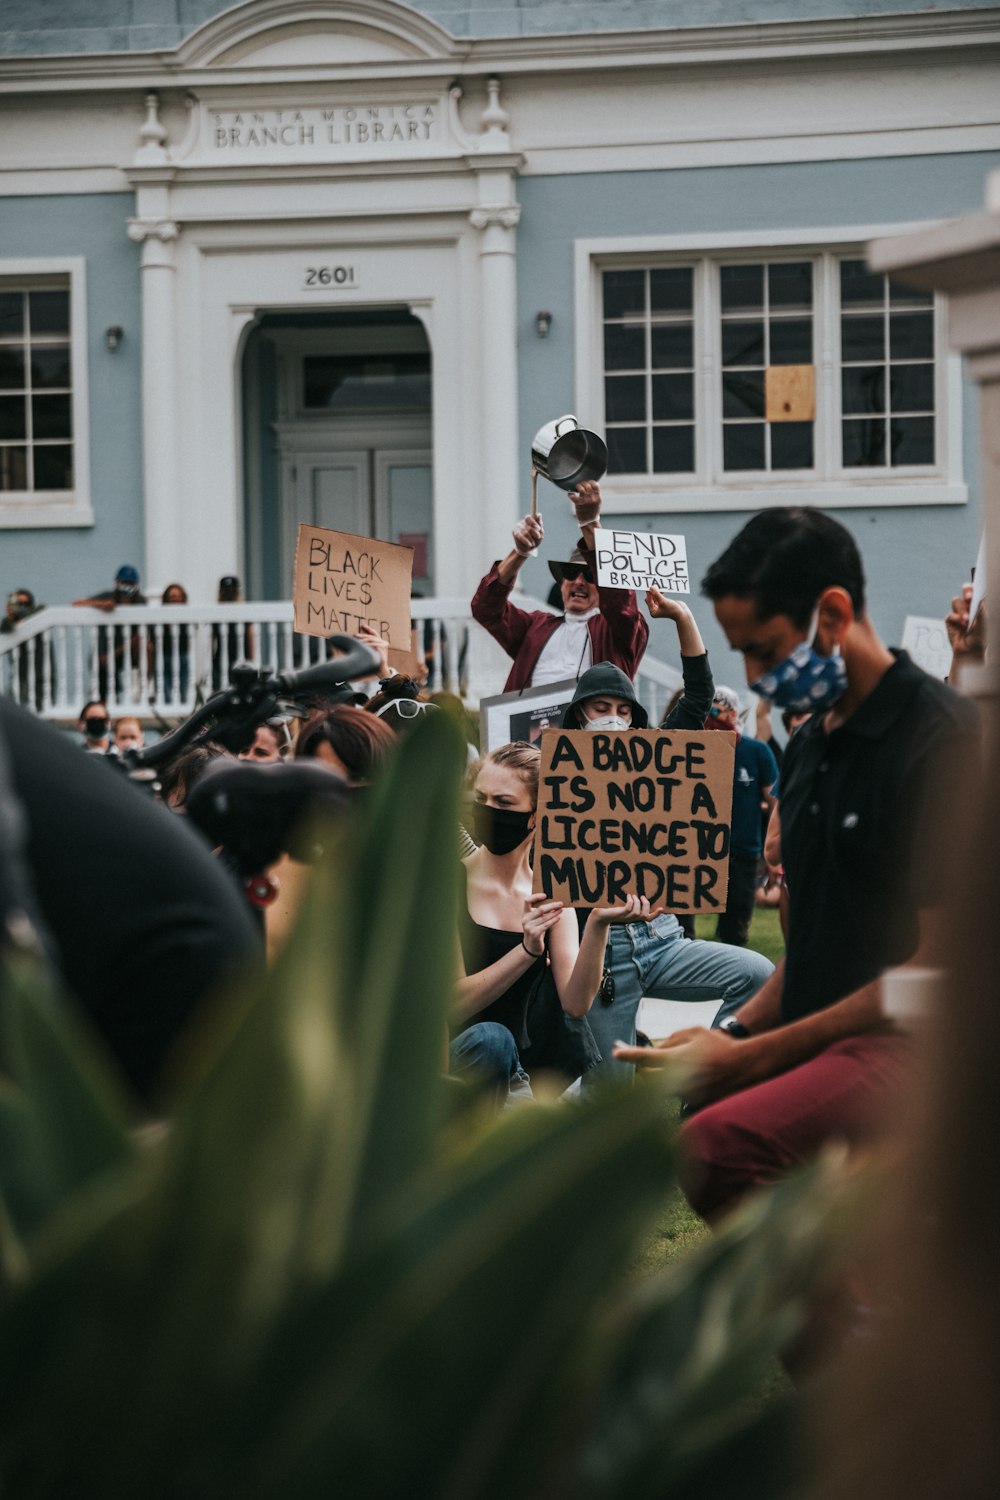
[105,325,124,352]
[535,309,553,338]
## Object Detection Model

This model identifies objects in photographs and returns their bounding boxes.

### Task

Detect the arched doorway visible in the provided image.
[242,307,432,599]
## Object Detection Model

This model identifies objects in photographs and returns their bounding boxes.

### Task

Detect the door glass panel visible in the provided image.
[384,459,433,592]
[312,462,370,535]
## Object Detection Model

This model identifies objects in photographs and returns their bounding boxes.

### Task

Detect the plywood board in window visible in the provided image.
[765,364,815,422]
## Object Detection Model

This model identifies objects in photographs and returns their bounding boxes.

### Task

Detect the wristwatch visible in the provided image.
[718,1017,750,1039]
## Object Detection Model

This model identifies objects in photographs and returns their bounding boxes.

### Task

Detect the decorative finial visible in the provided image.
[479,77,510,150]
[135,92,168,164]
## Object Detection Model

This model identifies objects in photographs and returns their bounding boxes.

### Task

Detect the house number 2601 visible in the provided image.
[304,265,357,288]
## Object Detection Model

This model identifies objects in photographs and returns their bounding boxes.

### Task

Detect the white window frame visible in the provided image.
[574,225,966,515]
[0,257,93,529]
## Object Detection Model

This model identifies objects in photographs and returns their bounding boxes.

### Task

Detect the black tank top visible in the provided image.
[455,861,542,1040]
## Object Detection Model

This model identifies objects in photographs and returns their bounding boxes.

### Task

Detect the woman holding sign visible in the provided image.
[564,591,774,1088]
[453,742,655,1088]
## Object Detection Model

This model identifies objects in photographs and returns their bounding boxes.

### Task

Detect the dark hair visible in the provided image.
[295,705,396,783]
[701,507,866,628]
[79,699,109,721]
[13,588,34,608]
[162,582,188,604]
[158,741,229,810]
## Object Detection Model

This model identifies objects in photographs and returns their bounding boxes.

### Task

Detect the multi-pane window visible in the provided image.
[0,283,74,494]
[602,267,695,476]
[839,258,935,468]
[600,253,939,483]
[720,260,814,472]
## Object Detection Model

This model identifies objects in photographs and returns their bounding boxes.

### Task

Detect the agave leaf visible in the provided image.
[312,709,466,1234]
[574,1156,854,1500]
[0,713,470,1488]
[232,1079,679,1500]
[0,954,136,1254]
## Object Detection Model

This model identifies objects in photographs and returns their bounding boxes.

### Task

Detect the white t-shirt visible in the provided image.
[531,608,598,686]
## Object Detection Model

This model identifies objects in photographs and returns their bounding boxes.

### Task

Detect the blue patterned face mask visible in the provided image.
[750,607,848,712]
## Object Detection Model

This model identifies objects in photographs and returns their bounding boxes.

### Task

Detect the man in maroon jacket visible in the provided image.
[470,481,649,691]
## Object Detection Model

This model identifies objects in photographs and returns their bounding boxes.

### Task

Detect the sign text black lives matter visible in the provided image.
[531,729,734,912]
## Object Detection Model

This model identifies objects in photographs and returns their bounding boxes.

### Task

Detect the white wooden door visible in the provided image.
[284,449,370,580]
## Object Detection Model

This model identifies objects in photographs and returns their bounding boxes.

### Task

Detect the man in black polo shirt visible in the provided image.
[614,507,977,1221]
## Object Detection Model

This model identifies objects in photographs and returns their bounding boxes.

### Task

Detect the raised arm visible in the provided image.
[470,514,546,661]
[647,592,715,730]
[576,487,649,671]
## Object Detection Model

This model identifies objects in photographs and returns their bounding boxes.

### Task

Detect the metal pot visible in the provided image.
[531,414,607,492]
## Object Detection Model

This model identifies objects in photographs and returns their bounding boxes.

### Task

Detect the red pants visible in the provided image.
[679,1033,911,1223]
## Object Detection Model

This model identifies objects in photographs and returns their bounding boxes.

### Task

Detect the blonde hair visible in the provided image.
[475,742,541,806]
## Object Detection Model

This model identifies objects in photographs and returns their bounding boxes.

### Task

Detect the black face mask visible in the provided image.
[472,803,533,856]
[84,717,110,739]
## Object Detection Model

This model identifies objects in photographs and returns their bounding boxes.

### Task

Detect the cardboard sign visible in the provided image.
[595,529,689,594]
[293,525,413,663]
[531,728,734,911]
[901,615,952,680]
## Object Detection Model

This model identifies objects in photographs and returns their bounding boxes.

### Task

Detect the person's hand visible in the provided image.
[645,588,691,622]
[612,1025,754,1106]
[356,624,391,677]
[945,583,986,662]
[591,893,664,927]
[568,481,601,527]
[521,892,564,955]
[513,514,544,557]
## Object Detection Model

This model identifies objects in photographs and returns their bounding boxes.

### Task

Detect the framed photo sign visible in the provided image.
[479,677,580,753]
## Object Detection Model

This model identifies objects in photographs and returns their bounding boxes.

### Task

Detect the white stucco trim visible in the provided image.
[0,255,93,530]
[0,7,998,90]
[574,225,967,514]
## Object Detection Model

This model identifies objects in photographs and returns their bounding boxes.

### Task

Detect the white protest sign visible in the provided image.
[901,616,951,680]
[595,529,689,593]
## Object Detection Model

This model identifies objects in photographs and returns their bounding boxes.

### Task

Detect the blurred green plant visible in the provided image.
[0,713,846,1498]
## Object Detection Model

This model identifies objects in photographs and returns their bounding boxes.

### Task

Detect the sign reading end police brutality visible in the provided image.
[532,729,734,912]
[293,524,413,663]
[595,529,689,594]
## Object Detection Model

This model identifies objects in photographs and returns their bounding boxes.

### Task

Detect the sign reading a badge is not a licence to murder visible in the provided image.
[531,728,734,912]
[595,529,689,593]
[293,523,413,660]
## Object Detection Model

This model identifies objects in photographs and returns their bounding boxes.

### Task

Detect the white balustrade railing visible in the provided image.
[0,597,680,724]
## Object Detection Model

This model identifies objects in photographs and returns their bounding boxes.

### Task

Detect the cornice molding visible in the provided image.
[0,8,998,92]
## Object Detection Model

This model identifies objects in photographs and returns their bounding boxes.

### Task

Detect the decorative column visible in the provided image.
[467,78,525,579]
[871,172,1000,1027]
[126,94,181,592]
[870,170,1000,729]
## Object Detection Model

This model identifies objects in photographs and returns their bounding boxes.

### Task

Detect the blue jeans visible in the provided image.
[584,914,774,1087]
[449,1022,533,1108]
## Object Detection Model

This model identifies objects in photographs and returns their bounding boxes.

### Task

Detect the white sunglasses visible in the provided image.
[371,698,439,720]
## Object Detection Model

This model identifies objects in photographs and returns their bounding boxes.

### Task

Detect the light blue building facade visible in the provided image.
[1,0,998,675]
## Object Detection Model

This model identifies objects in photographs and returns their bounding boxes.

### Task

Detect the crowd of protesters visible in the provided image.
[0,480,990,1389]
